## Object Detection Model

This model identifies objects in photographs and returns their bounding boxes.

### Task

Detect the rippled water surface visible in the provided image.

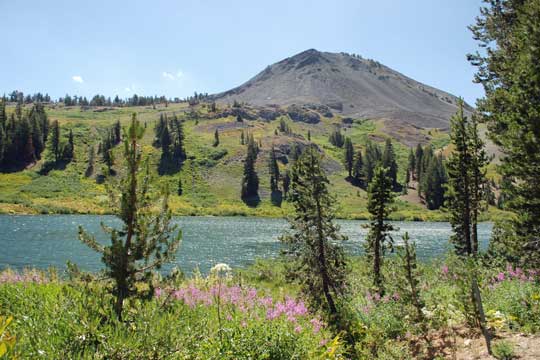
[0,215,492,273]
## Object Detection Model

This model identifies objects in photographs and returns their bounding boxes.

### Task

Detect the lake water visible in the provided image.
[0,215,492,274]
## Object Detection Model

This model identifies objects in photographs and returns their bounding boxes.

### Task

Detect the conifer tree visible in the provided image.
[213,128,219,147]
[414,144,424,182]
[353,149,364,185]
[48,120,61,163]
[240,130,245,145]
[282,170,291,199]
[241,135,259,203]
[269,146,280,193]
[343,137,354,178]
[408,148,416,180]
[170,115,186,162]
[363,140,381,183]
[365,165,395,294]
[469,0,540,266]
[113,120,121,144]
[85,145,95,177]
[382,138,398,190]
[280,145,347,315]
[63,129,75,161]
[79,114,181,319]
[307,130,311,141]
[446,100,492,354]
[422,154,447,210]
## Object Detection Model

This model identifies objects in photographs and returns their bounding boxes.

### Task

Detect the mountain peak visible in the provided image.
[213,50,469,129]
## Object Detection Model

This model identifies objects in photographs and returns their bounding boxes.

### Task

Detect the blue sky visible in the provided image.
[0,0,483,105]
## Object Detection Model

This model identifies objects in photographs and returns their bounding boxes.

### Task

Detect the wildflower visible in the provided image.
[319,339,328,346]
[294,325,302,333]
[441,264,449,276]
[497,272,505,282]
[210,263,232,277]
[392,292,400,301]
[310,318,324,333]
[154,287,163,298]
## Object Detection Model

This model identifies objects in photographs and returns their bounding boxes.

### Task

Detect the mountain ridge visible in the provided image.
[213,49,472,129]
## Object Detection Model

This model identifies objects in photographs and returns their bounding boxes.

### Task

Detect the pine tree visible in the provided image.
[48,120,61,163]
[240,130,245,145]
[365,165,395,294]
[213,128,220,147]
[170,116,186,162]
[329,129,345,147]
[353,149,364,185]
[382,139,398,190]
[414,144,424,182]
[343,137,354,178]
[85,145,95,177]
[363,140,381,183]
[422,154,447,210]
[241,135,259,202]
[397,232,425,323]
[280,145,348,315]
[62,129,75,161]
[113,120,121,144]
[78,114,181,319]
[469,0,540,267]
[307,130,311,141]
[282,170,291,199]
[446,100,492,354]
[269,146,280,192]
[408,148,416,180]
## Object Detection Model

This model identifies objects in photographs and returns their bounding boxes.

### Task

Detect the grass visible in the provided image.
[1,255,539,359]
[0,103,510,220]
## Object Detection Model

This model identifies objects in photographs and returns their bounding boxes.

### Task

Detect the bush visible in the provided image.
[492,340,516,360]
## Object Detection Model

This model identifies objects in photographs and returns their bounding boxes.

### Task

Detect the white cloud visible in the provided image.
[72,75,84,83]
[162,71,175,80]
[162,70,184,80]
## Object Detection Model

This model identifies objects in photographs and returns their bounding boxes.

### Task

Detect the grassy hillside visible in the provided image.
[0,103,506,220]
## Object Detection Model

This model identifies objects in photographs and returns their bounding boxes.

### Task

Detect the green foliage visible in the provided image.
[280,145,348,316]
[78,114,182,318]
[381,139,398,190]
[343,137,354,178]
[329,128,345,148]
[365,165,395,294]
[470,0,540,268]
[492,340,516,360]
[241,133,259,204]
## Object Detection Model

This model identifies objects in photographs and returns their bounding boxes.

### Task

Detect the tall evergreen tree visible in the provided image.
[382,139,398,190]
[241,135,259,202]
[363,140,381,183]
[85,145,95,177]
[469,0,540,267]
[280,145,348,316]
[365,165,395,294]
[213,128,220,147]
[48,120,61,163]
[353,149,364,185]
[422,154,447,210]
[79,114,181,319]
[414,144,424,182]
[282,170,291,199]
[407,148,416,180]
[446,100,492,354]
[343,137,354,178]
[269,146,280,193]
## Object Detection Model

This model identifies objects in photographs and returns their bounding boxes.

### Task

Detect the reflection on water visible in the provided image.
[0,215,492,274]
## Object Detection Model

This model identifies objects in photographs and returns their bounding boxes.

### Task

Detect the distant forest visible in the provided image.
[2,90,210,107]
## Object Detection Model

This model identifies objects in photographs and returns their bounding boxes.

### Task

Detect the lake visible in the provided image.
[0,215,492,274]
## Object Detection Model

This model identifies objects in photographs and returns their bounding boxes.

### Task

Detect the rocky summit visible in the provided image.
[213,49,472,130]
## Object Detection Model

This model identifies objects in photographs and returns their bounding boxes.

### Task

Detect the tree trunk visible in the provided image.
[471,275,492,355]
